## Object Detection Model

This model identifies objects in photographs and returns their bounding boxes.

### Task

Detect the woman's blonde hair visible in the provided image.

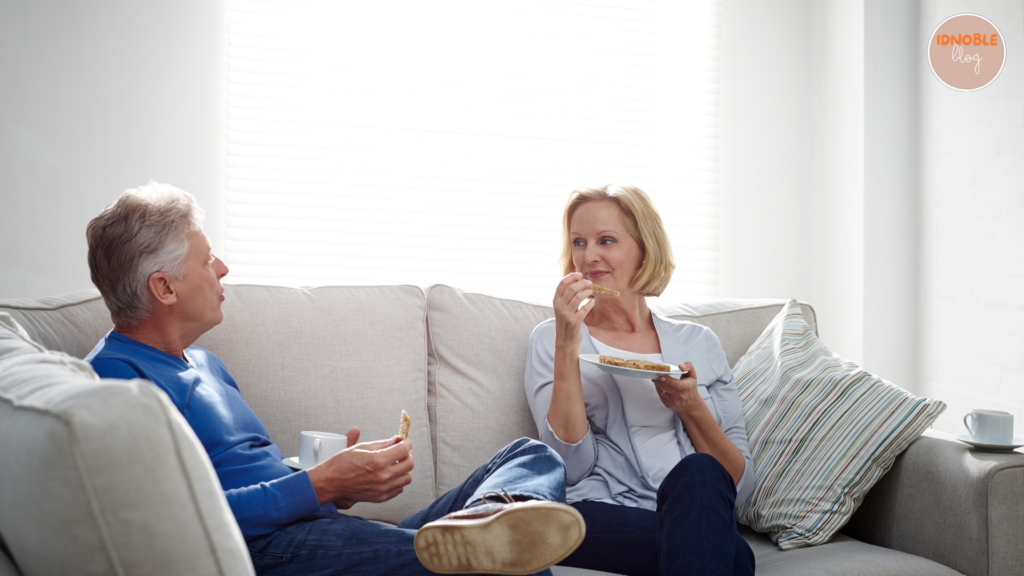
[560,185,675,297]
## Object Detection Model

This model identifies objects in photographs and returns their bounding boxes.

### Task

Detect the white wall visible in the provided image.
[720,0,869,367]
[807,0,867,367]
[0,0,226,300]
[719,0,814,304]
[722,0,1024,436]
[917,0,1024,437]
[5,0,1022,438]
[864,0,921,392]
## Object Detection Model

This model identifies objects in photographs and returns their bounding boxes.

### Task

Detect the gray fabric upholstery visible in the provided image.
[0,285,437,524]
[2,285,1014,576]
[546,527,964,576]
[425,285,555,494]
[843,432,1024,576]
[0,313,254,576]
[425,287,817,495]
[649,299,817,367]
[739,525,963,575]
[0,290,110,359]
[0,536,20,576]
[192,284,435,524]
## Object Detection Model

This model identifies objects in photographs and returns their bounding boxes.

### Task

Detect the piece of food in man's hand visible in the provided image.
[590,285,620,297]
[599,355,628,367]
[398,410,412,440]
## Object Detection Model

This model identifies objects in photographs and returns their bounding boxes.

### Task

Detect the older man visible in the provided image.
[84,183,584,576]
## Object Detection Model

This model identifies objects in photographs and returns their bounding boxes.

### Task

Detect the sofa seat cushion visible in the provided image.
[193,284,434,524]
[528,529,966,576]
[0,313,254,576]
[740,526,963,575]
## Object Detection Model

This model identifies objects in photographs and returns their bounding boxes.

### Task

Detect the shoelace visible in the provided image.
[480,489,516,504]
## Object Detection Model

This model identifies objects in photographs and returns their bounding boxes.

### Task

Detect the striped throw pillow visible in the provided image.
[734,298,945,550]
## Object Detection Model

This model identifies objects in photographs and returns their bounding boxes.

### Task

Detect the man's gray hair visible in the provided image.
[87,182,206,328]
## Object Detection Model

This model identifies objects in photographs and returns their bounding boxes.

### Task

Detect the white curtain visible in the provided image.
[226,0,721,301]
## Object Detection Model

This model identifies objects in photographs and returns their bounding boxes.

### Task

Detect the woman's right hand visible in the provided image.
[553,272,595,349]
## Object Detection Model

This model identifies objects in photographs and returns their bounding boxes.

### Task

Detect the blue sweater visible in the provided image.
[86,331,330,541]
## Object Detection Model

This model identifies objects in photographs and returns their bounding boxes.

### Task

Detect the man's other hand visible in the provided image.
[306,432,414,509]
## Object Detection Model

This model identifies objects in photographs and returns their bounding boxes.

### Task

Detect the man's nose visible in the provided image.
[215,257,229,278]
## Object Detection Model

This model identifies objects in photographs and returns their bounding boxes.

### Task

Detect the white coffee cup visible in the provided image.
[299,431,349,468]
[963,410,1014,444]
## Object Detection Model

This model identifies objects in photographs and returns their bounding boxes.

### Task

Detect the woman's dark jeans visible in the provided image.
[559,453,755,576]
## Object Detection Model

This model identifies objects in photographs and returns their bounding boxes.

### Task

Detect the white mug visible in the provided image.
[299,431,349,468]
[963,410,1014,444]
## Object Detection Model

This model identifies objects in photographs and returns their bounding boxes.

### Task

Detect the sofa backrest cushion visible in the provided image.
[425,285,555,494]
[0,291,112,359]
[424,285,818,495]
[0,285,436,524]
[192,284,434,524]
[0,313,254,576]
[649,299,818,368]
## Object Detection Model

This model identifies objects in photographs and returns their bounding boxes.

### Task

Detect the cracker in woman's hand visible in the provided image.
[590,285,620,297]
[398,410,412,440]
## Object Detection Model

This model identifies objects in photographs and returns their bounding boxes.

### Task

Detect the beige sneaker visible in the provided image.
[413,499,586,575]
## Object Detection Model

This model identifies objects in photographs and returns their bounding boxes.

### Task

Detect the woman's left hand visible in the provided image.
[653,361,704,415]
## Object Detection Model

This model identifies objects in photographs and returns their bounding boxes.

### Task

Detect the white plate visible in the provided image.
[283,456,311,470]
[955,434,1024,452]
[580,354,688,379]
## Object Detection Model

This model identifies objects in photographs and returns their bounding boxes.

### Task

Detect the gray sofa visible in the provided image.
[1,284,1021,576]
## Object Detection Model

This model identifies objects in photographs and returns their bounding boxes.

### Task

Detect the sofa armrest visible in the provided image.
[842,430,1024,576]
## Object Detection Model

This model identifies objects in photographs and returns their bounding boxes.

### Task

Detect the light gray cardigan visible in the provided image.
[524,313,756,510]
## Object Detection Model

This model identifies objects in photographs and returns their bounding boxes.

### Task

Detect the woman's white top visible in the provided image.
[589,337,680,492]
[524,312,756,511]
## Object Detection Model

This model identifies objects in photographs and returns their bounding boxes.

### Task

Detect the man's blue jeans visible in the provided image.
[247,438,566,576]
[559,453,755,576]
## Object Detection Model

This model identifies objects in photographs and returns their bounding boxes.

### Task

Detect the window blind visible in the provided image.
[226,0,720,301]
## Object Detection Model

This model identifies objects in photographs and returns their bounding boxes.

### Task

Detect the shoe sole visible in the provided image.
[413,502,586,575]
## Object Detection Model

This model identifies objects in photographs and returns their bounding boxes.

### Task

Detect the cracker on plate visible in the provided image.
[599,355,673,373]
[599,355,627,367]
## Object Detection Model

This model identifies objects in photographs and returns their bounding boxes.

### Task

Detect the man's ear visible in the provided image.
[148,272,178,306]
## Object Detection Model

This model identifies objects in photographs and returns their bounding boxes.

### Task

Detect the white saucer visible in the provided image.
[283,457,312,470]
[955,435,1024,452]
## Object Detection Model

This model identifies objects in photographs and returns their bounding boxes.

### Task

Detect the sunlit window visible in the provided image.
[227,0,721,300]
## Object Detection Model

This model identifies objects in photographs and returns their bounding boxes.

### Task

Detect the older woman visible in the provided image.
[525,185,756,576]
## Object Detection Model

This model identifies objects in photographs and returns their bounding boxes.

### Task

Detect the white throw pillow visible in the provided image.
[733,299,945,550]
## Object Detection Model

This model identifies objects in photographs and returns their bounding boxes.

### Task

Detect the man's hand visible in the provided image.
[306,427,414,509]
